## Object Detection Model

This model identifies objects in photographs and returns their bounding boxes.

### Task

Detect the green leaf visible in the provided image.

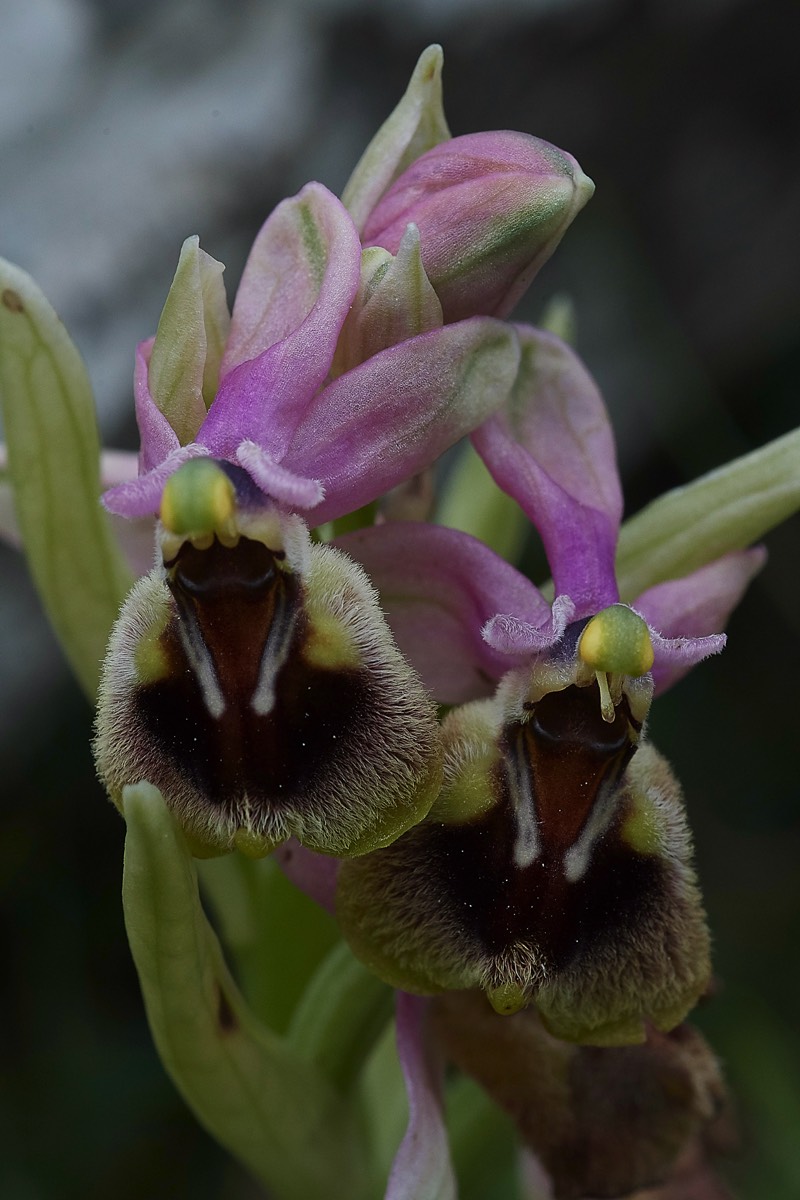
[342,44,451,232]
[197,852,340,1034]
[616,426,800,600]
[122,782,371,1200]
[447,1075,520,1200]
[287,939,394,1091]
[0,260,133,698]
[699,993,800,1200]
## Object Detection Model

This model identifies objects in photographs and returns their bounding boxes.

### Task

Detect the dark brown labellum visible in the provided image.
[338,679,710,1042]
[95,525,442,857]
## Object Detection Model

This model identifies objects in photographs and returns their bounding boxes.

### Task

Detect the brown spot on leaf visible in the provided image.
[216,984,238,1033]
[2,289,24,313]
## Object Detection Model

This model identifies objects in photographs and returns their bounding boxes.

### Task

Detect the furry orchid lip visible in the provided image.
[96,456,443,860]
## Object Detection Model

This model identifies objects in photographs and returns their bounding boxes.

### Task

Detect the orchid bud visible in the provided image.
[95,458,442,859]
[362,131,595,323]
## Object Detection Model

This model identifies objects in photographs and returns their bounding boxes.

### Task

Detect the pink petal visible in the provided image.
[386,992,456,1200]
[482,593,576,657]
[336,521,549,704]
[235,440,324,511]
[99,451,155,576]
[200,185,361,461]
[473,326,622,617]
[519,1151,555,1199]
[648,628,727,696]
[274,840,338,915]
[635,547,767,694]
[134,338,181,473]
[102,444,208,518]
[110,341,195,519]
[286,317,521,526]
[222,183,361,376]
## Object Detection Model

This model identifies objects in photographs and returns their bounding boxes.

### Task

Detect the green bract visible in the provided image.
[122,782,375,1200]
[616,426,800,599]
[331,226,443,378]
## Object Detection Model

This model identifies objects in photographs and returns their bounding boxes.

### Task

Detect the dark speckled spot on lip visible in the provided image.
[426,682,658,972]
[136,536,370,812]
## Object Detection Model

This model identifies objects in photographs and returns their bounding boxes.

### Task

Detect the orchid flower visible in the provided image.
[89,59,596,860]
[335,328,767,1047]
[325,327,792,1196]
[93,192,482,857]
[86,36,592,862]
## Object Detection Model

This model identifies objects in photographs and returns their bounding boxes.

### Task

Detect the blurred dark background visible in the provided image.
[1,0,798,1196]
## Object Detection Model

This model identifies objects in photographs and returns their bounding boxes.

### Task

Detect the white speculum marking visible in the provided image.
[507,731,541,869]
[175,610,226,720]
[562,781,618,883]
[250,584,298,716]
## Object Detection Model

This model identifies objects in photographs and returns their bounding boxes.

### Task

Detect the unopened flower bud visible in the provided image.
[362,130,594,322]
